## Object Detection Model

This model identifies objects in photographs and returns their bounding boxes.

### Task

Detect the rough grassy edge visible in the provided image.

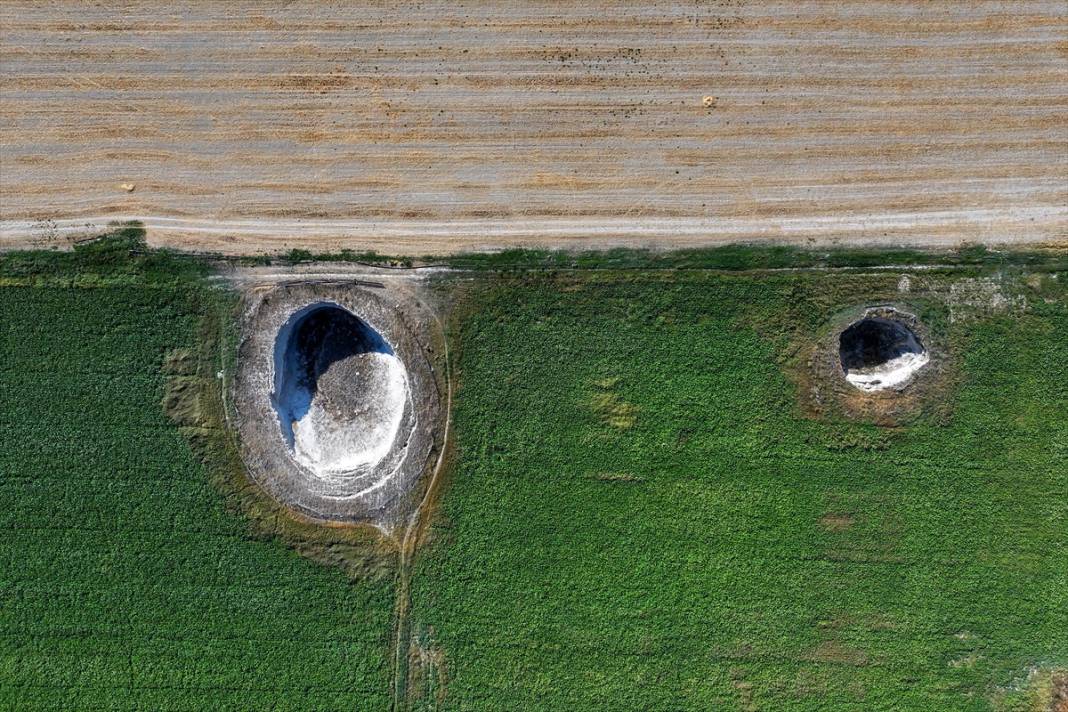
[212,241,1068,272]
[429,243,1068,272]
[0,221,208,286]
[7,222,1066,277]
[992,667,1068,712]
[162,286,398,581]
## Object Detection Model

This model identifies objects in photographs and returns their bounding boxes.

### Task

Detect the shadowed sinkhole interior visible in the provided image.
[271,302,408,475]
[838,316,929,392]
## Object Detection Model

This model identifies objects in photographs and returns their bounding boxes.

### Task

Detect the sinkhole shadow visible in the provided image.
[272,302,394,448]
[839,317,925,373]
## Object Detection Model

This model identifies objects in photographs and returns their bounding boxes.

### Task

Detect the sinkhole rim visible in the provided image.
[837,310,930,393]
[270,300,410,476]
[231,280,444,525]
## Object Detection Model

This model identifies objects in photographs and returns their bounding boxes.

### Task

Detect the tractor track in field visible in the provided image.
[390,299,454,712]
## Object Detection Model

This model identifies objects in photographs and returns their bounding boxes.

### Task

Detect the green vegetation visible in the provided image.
[270,242,1068,273]
[68,226,1060,275]
[0,237,395,710]
[409,268,1067,710]
[284,247,414,268]
[439,243,1063,272]
[2,230,1065,710]
[0,223,208,286]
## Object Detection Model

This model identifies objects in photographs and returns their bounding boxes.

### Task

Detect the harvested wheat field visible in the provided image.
[2,1,1067,254]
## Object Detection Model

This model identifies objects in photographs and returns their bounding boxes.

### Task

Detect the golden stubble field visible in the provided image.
[1,1,1066,254]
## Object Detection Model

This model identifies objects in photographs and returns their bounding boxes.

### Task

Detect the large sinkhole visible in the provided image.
[838,315,929,392]
[272,302,408,475]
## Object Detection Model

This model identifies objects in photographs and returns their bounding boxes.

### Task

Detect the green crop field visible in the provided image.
[0,250,395,710]
[409,268,1067,710]
[1,234,1065,710]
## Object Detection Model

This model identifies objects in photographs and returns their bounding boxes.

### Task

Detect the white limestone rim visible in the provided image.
[837,306,931,393]
[231,281,442,525]
[845,350,931,392]
[269,300,411,479]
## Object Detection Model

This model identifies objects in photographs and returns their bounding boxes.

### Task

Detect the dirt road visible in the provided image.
[2,2,1066,255]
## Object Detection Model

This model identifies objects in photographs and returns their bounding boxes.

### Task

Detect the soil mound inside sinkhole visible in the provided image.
[272,302,408,475]
[838,315,929,392]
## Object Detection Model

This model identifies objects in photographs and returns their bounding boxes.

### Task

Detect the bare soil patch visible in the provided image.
[819,513,856,532]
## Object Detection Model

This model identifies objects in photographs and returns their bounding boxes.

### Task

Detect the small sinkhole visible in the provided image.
[838,315,928,392]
